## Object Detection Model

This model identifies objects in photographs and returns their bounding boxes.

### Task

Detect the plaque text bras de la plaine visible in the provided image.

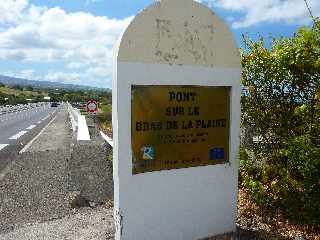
[131,85,230,174]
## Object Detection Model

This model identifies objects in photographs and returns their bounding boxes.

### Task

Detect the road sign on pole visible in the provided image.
[86,99,98,115]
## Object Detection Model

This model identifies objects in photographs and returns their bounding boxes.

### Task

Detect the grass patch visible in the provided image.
[99,104,112,113]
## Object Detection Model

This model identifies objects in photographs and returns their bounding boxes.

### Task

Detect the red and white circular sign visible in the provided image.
[86,99,98,113]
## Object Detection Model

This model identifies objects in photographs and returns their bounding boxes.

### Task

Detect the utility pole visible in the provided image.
[303,0,317,26]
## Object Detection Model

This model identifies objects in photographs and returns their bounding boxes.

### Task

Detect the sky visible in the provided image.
[0,0,318,89]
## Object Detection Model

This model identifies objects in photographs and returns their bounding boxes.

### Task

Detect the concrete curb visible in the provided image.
[67,103,90,141]
[100,131,113,148]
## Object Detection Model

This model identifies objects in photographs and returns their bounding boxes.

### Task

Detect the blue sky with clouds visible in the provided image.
[0,0,318,88]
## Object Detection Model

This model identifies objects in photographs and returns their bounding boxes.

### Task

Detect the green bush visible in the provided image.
[240,20,320,224]
[283,134,320,222]
[97,111,112,123]
[100,103,112,113]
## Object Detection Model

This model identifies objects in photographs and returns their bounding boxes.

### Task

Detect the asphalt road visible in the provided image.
[0,104,61,171]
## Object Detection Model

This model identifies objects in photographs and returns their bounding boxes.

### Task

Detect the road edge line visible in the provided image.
[26,124,37,130]
[19,115,58,154]
[8,131,28,140]
[0,144,9,151]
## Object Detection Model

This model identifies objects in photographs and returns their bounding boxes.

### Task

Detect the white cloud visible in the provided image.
[199,0,320,28]
[0,0,28,23]
[0,5,132,62]
[86,66,112,78]
[1,69,40,80]
[45,71,81,83]
[19,69,36,79]
[67,62,87,70]
[0,0,132,87]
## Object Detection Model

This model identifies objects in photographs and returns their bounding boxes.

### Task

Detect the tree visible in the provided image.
[0,92,7,105]
[12,85,23,91]
[25,86,34,91]
[240,20,320,224]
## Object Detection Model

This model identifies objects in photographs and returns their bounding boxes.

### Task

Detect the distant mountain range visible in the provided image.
[0,75,108,91]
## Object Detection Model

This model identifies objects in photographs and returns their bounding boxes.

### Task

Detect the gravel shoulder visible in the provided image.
[0,107,72,234]
[0,207,114,240]
[25,106,71,152]
[0,150,71,233]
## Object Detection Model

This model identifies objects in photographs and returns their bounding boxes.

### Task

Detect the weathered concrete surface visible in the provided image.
[68,132,113,203]
[117,0,240,68]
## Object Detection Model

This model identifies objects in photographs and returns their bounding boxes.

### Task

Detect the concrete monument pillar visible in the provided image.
[113,0,241,239]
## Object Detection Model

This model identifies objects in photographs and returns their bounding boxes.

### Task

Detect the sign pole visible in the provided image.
[86,99,98,130]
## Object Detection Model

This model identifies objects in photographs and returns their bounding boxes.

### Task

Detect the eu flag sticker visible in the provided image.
[210,148,225,160]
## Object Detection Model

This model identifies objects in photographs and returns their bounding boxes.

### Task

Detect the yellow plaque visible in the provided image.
[131,85,230,174]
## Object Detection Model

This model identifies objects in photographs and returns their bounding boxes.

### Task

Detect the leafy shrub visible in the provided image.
[240,21,320,224]
[97,111,112,123]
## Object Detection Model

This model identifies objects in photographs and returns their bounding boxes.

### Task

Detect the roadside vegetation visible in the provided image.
[0,84,48,105]
[239,15,320,237]
[47,88,111,104]
[0,83,111,108]
[96,102,112,136]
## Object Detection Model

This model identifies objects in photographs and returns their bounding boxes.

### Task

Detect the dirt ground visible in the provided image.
[236,188,320,240]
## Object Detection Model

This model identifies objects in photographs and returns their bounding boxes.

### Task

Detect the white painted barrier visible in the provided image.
[68,105,80,132]
[67,103,90,141]
[100,131,113,147]
[77,115,91,141]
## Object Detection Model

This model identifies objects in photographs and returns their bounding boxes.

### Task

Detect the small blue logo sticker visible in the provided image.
[210,148,225,160]
[141,146,154,160]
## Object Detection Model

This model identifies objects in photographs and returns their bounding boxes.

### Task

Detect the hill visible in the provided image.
[0,86,48,97]
[0,75,108,91]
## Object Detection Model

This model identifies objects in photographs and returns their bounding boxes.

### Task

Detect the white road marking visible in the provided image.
[20,115,57,154]
[26,124,36,130]
[42,115,49,121]
[37,121,42,124]
[9,131,28,140]
[0,144,9,151]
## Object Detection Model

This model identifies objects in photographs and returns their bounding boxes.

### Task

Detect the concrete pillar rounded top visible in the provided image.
[116,0,240,68]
